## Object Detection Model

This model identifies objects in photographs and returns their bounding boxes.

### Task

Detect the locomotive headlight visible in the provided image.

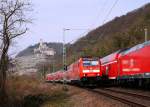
[83,70,90,73]
[93,70,100,72]
[145,73,150,75]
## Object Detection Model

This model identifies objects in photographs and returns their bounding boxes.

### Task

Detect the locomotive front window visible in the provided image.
[83,60,99,66]
[83,61,91,66]
[91,61,99,66]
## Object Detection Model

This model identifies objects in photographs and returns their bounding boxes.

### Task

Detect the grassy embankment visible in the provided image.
[5,75,71,107]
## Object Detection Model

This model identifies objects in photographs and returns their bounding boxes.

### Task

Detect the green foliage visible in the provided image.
[66,3,150,65]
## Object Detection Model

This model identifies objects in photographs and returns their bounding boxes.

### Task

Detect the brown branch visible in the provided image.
[7,18,29,28]
[10,28,28,39]
[0,30,3,35]
[0,7,7,16]
[7,0,23,20]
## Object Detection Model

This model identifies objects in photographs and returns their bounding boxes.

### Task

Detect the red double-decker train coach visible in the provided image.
[45,73,53,82]
[46,70,64,82]
[118,41,150,79]
[101,50,122,80]
[64,57,102,84]
[101,41,150,83]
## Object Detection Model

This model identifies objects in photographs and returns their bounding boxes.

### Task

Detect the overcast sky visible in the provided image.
[12,0,150,54]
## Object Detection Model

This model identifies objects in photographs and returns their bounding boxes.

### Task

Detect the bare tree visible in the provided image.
[0,0,32,105]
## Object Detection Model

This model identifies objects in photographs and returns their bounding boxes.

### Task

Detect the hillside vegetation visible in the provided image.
[17,3,150,70]
[66,3,150,64]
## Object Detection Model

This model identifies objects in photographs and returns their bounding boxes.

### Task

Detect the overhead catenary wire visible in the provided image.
[90,0,108,29]
[102,0,119,25]
[98,0,120,39]
[64,0,108,44]
[77,0,120,41]
[65,0,120,44]
[70,0,109,42]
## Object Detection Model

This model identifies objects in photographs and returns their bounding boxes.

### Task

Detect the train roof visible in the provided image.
[120,40,150,56]
[101,51,120,64]
[81,56,100,61]
[101,49,128,64]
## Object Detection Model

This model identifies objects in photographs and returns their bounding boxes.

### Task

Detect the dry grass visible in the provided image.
[5,75,71,107]
[4,76,130,107]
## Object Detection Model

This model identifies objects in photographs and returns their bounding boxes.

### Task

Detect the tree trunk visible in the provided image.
[0,44,9,106]
[0,57,8,106]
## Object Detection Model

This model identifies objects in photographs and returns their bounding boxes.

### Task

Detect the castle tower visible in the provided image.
[34,39,56,57]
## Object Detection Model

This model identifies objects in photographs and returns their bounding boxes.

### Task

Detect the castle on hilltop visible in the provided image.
[34,39,55,57]
[13,39,56,75]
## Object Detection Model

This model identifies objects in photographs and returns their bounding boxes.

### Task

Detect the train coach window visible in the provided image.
[124,47,136,54]
[143,41,150,46]
[136,44,144,50]
[122,44,144,55]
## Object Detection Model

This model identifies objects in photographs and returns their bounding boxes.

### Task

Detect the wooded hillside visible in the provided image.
[66,3,150,64]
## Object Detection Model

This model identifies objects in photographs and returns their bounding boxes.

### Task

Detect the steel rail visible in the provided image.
[103,88,150,101]
[86,88,147,107]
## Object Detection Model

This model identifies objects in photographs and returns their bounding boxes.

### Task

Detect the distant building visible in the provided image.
[13,39,56,76]
[34,39,55,56]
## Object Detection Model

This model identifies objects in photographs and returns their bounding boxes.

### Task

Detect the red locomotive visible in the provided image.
[46,57,102,84]
[64,57,102,84]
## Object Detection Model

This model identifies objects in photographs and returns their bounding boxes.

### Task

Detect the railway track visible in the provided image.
[104,88,150,101]
[47,82,150,106]
[86,88,150,107]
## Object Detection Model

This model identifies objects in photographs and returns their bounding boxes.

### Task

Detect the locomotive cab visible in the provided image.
[79,57,102,82]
